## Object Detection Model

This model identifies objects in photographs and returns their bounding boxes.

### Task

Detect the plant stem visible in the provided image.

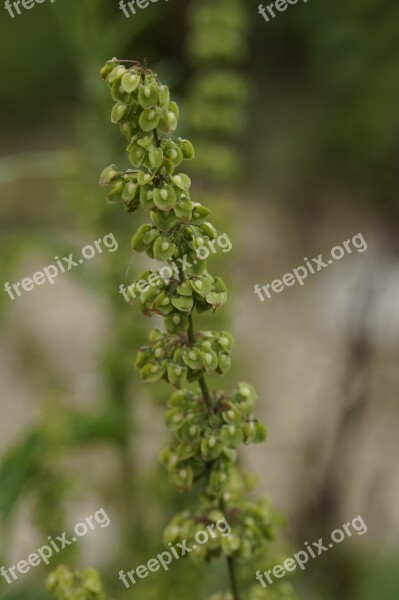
[187,313,242,600]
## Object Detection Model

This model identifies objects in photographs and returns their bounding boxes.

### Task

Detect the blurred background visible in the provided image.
[0,0,398,599]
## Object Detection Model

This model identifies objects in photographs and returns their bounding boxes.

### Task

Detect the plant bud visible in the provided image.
[180,139,195,160]
[107,64,126,83]
[111,102,127,123]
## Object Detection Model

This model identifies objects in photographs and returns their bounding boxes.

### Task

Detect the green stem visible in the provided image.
[187,313,241,600]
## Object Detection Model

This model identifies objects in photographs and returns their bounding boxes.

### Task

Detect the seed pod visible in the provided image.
[121,70,141,93]
[206,291,228,309]
[190,276,212,297]
[183,347,204,370]
[221,532,241,555]
[171,295,194,313]
[176,281,193,297]
[221,403,242,425]
[243,420,267,444]
[217,332,234,351]
[99,164,119,187]
[108,180,124,203]
[158,84,170,106]
[153,236,176,261]
[191,203,211,223]
[107,64,126,83]
[152,208,180,232]
[201,435,223,461]
[165,144,183,167]
[138,83,159,108]
[121,180,138,201]
[131,223,152,252]
[153,293,174,315]
[111,102,127,123]
[110,80,130,104]
[159,158,175,176]
[164,313,189,335]
[167,364,188,389]
[137,171,154,186]
[201,221,218,239]
[139,108,161,131]
[153,185,177,211]
[165,407,186,431]
[220,424,244,449]
[179,139,195,160]
[128,143,146,167]
[217,353,231,375]
[201,349,218,373]
[171,173,191,190]
[149,146,164,168]
[100,62,115,79]
[159,109,178,133]
[140,363,165,383]
[140,185,156,211]
[170,464,194,491]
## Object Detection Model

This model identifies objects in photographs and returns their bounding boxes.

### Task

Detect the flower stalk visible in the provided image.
[99,58,275,600]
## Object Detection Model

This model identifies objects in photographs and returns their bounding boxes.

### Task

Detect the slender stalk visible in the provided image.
[187,313,241,600]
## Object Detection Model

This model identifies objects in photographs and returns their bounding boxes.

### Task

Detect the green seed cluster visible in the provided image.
[136,328,233,387]
[100,60,277,600]
[128,267,228,323]
[46,566,105,600]
[161,383,266,492]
